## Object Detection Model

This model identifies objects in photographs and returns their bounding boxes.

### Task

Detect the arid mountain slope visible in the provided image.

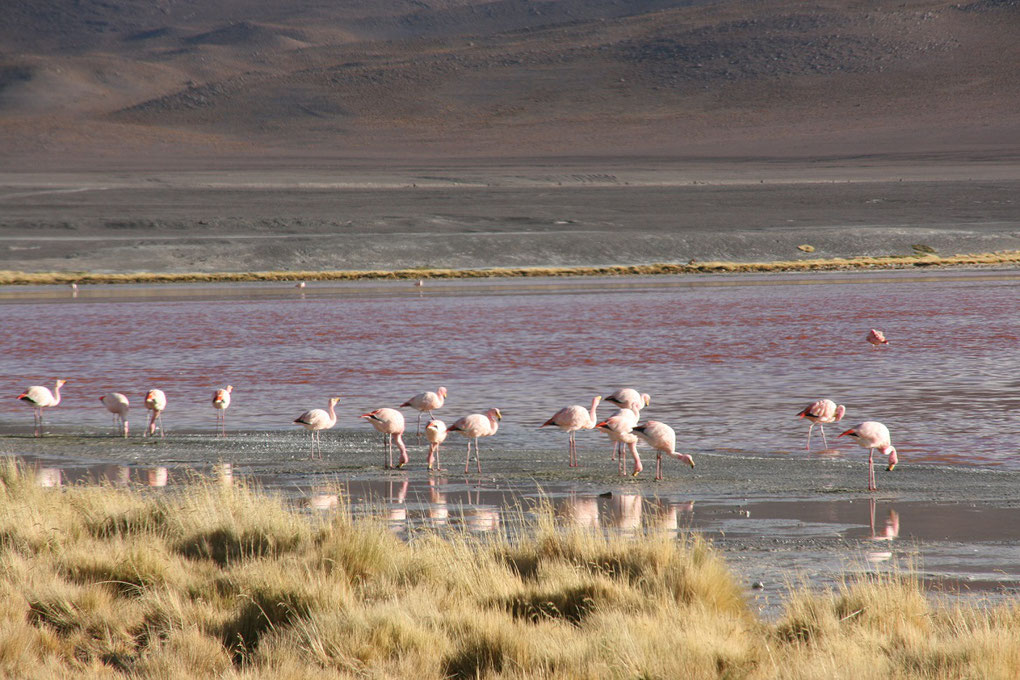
[0,0,1017,165]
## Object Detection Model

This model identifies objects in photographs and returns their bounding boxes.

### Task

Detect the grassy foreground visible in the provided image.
[1,251,1019,285]
[1,463,1018,679]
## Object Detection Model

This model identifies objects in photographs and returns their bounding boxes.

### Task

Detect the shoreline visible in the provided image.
[2,250,1019,285]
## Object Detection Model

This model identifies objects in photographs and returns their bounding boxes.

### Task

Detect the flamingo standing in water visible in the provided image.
[867,329,889,348]
[294,396,341,458]
[100,392,130,437]
[361,408,409,469]
[425,419,448,470]
[18,379,67,437]
[604,388,650,413]
[212,385,233,436]
[631,421,695,481]
[400,386,447,438]
[797,398,846,450]
[839,421,898,492]
[595,408,640,476]
[144,389,167,438]
[448,408,502,473]
[540,396,600,467]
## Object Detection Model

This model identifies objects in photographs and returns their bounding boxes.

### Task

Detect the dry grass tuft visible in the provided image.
[0,462,1018,678]
[1,250,1018,286]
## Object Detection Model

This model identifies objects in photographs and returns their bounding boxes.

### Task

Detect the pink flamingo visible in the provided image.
[425,419,448,470]
[867,329,889,348]
[294,396,341,458]
[448,407,502,473]
[797,398,846,450]
[631,421,695,481]
[100,392,130,437]
[212,385,232,436]
[400,386,447,438]
[18,379,67,437]
[595,408,640,476]
[540,396,600,467]
[838,421,898,492]
[604,388,650,413]
[361,407,409,469]
[144,389,167,438]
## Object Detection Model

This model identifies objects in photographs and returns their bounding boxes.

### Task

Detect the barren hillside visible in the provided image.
[0,0,1018,166]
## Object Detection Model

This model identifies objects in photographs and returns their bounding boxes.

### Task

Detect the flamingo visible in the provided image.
[604,388,650,413]
[540,396,600,467]
[144,389,167,438]
[212,385,233,436]
[100,392,130,437]
[361,407,409,469]
[838,421,898,492]
[295,281,306,289]
[797,399,846,450]
[425,419,448,470]
[294,396,341,458]
[631,421,695,481]
[448,407,502,473]
[867,329,889,348]
[595,407,640,476]
[18,379,67,437]
[400,386,447,438]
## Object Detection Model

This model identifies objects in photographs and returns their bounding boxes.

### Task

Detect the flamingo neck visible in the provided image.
[51,382,63,406]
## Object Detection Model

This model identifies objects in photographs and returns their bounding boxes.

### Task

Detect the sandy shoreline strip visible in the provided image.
[2,251,1018,285]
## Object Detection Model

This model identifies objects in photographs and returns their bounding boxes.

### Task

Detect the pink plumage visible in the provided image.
[361,407,409,469]
[295,396,341,458]
[400,386,447,438]
[100,392,130,438]
[797,398,846,450]
[541,396,600,467]
[839,421,898,492]
[448,407,502,473]
[144,389,167,438]
[631,420,695,481]
[595,407,640,476]
[212,385,233,436]
[867,329,889,348]
[18,379,66,437]
[425,419,448,470]
[604,388,650,412]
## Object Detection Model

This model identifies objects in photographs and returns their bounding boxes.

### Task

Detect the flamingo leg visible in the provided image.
[656,452,663,481]
[630,442,641,477]
[868,448,877,492]
[806,423,814,450]
[436,445,441,471]
[464,440,472,474]
[819,424,828,449]
[611,441,618,461]
[475,438,482,474]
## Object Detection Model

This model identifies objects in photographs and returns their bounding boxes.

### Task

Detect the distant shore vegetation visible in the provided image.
[1,251,1018,286]
[1,460,1018,679]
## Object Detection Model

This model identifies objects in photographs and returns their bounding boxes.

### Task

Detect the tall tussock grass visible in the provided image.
[1,459,1019,678]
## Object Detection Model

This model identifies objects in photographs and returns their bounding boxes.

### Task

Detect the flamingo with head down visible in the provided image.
[100,392,130,437]
[361,407,409,469]
[595,407,640,476]
[631,421,695,481]
[144,389,167,438]
[839,421,898,492]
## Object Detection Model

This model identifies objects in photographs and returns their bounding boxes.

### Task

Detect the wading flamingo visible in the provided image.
[604,388,650,413]
[100,392,130,437]
[400,386,447,438]
[867,329,889,348]
[212,385,233,436]
[18,379,67,437]
[797,399,846,450]
[448,408,502,474]
[631,421,695,481]
[425,419,448,470]
[540,396,600,467]
[294,396,341,458]
[144,389,167,438]
[595,408,640,476]
[839,421,898,492]
[361,407,409,469]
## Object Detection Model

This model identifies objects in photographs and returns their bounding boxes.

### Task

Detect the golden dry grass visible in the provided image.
[1,460,1019,679]
[1,251,1018,286]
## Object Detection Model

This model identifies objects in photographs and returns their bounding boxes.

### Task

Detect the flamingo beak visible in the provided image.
[838,429,856,438]
[594,420,609,429]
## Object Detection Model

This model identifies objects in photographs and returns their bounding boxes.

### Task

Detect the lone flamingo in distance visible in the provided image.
[400,386,447,438]
[18,379,67,437]
[604,388,650,413]
[425,419,448,470]
[448,408,502,473]
[212,386,233,436]
[631,421,695,481]
[867,329,889,348]
[797,399,846,450]
[100,392,130,437]
[144,389,167,438]
[595,407,640,476]
[294,396,341,458]
[361,408,409,469]
[839,421,898,492]
[540,396,600,467]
